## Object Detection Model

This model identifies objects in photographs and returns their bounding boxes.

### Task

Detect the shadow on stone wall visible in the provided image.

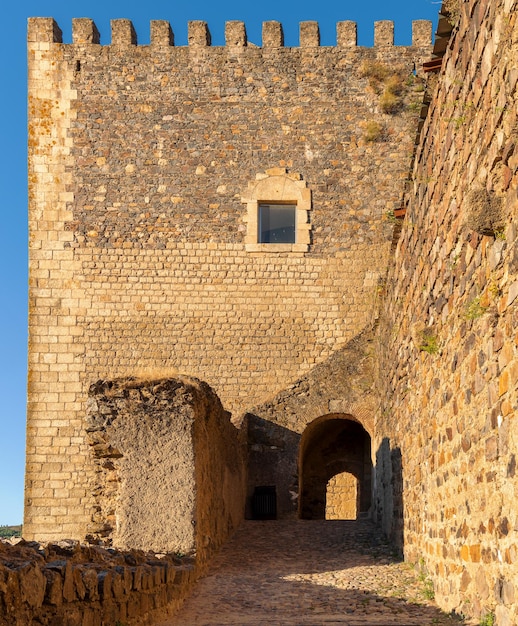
[373,438,404,553]
[298,416,373,520]
[245,415,301,518]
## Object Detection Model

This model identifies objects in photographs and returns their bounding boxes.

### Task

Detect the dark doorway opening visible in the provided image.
[299,415,372,520]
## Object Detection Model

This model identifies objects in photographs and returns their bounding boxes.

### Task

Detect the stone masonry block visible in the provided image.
[300,22,320,47]
[72,19,100,45]
[262,21,284,47]
[188,21,211,46]
[374,21,394,46]
[225,21,247,46]
[412,20,432,47]
[28,18,63,44]
[151,21,174,46]
[337,21,357,47]
[110,20,137,46]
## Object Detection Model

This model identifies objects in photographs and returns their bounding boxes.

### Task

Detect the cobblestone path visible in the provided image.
[158,520,468,626]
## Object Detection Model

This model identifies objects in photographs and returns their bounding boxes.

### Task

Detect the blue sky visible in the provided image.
[0,0,439,526]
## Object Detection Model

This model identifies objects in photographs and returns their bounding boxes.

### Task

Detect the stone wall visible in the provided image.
[85,377,246,562]
[0,538,197,626]
[24,6,518,624]
[26,16,431,540]
[375,0,517,623]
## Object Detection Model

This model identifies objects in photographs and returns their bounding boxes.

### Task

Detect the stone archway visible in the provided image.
[298,414,372,520]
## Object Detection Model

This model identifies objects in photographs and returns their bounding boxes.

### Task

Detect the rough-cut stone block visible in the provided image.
[374,20,394,46]
[188,21,211,46]
[150,20,174,46]
[72,18,100,44]
[412,20,432,47]
[262,21,283,47]
[43,569,63,606]
[86,378,245,560]
[225,21,247,46]
[337,21,357,47]
[300,21,319,47]
[28,17,62,43]
[111,19,137,46]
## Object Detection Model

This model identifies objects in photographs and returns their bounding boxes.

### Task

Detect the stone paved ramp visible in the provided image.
[157,520,467,626]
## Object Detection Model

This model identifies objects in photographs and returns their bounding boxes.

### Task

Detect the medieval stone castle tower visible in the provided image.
[26,0,516,623]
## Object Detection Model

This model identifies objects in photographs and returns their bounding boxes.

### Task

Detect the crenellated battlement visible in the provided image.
[28,17,432,49]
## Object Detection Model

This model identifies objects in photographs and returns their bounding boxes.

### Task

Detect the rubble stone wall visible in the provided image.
[0,539,197,626]
[375,0,518,623]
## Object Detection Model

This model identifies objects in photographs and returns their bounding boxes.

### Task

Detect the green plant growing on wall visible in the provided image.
[385,209,397,223]
[419,332,440,355]
[422,578,435,600]
[479,613,495,626]
[381,74,405,113]
[411,323,440,355]
[449,102,473,128]
[448,252,460,269]
[380,90,400,114]
[453,115,466,128]
[488,280,501,299]
[463,296,487,321]
[415,559,436,600]
[359,60,392,87]
[408,100,423,113]
[413,325,440,355]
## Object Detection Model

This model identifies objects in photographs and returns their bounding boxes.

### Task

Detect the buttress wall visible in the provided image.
[86,377,246,560]
[26,16,431,540]
[375,0,517,623]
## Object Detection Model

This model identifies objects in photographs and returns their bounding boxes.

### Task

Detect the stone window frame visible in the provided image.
[242,168,311,253]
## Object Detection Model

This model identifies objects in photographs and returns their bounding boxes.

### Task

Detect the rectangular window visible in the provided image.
[258,204,296,244]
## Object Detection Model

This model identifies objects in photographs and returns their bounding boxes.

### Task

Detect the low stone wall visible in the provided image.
[0,539,197,626]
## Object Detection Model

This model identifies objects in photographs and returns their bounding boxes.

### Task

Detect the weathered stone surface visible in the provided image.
[375,0,518,623]
[0,539,196,626]
[86,377,246,560]
[246,329,377,518]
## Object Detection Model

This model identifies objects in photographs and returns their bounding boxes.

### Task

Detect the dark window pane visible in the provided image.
[259,204,296,243]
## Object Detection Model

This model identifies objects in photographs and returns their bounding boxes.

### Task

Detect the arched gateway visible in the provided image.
[299,414,372,520]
